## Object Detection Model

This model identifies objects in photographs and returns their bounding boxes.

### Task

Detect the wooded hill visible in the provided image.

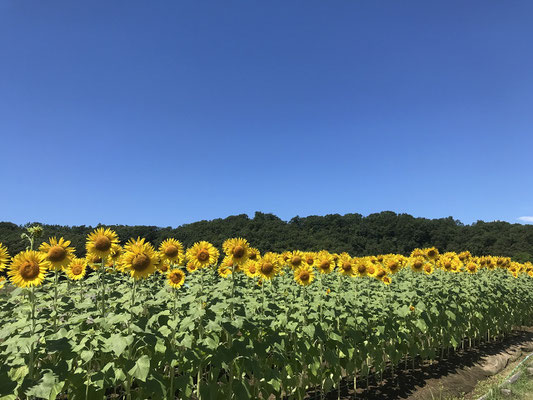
[1,211,532,262]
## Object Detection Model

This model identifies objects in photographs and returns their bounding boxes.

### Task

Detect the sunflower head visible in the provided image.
[109,244,123,261]
[8,250,48,288]
[248,247,260,262]
[375,268,387,280]
[304,252,316,267]
[39,237,75,270]
[382,276,392,285]
[294,264,315,286]
[159,238,185,264]
[66,258,87,280]
[218,263,232,278]
[424,247,440,261]
[167,268,186,289]
[86,228,119,258]
[86,252,103,270]
[120,238,159,280]
[355,258,369,277]
[410,257,426,273]
[337,253,355,277]
[423,263,434,275]
[288,250,305,269]
[257,252,281,280]
[186,241,219,269]
[158,260,171,274]
[222,238,250,265]
[466,262,478,274]
[315,251,334,274]
[186,261,199,274]
[0,243,10,272]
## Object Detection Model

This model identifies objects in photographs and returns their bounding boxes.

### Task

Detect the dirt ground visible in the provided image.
[312,328,533,400]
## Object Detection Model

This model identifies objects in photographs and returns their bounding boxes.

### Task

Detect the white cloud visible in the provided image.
[518,216,533,223]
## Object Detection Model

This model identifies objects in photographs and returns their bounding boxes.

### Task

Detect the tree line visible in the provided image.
[1,211,532,262]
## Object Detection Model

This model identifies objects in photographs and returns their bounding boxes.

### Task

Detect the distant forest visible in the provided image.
[1,211,533,262]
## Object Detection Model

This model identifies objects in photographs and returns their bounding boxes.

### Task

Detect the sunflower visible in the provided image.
[167,268,186,289]
[304,252,316,267]
[248,247,260,262]
[354,258,369,277]
[222,237,250,265]
[120,238,159,280]
[257,252,281,280]
[374,267,388,281]
[65,258,87,280]
[337,253,356,277]
[8,250,48,288]
[410,257,425,273]
[159,238,185,265]
[86,227,119,258]
[424,247,440,261]
[294,265,315,286]
[218,263,232,278]
[528,270,533,278]
[158,260,171,274]
[382,276,392,285]
[109,244,123,261]
[385,256,402,274]
[315,251,335,274]
[0,243,10,272]
[457,251,471,263]
[186,241,219,269]
[186,261,199,274]
[465,262,478,274]
[243,260,259,278]
[423,263,434,275]
[287,250,305,269]
[438,253,462,273]
[86,253,103,270]
[410,248,425,258]
[39,237,75,270]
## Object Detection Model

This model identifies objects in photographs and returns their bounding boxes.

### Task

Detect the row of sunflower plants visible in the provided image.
[0,227,533,399]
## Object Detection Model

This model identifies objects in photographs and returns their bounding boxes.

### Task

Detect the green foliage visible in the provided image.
[1,211,533,261]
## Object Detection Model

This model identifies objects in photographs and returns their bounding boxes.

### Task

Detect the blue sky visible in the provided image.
[1,1,532,227]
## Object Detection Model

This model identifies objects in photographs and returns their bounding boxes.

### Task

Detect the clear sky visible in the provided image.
[1,1,532,227]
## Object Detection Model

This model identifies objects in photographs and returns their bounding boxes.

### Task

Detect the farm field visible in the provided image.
[1,227,533,399]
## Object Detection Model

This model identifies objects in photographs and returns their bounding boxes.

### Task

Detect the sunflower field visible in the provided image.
[1,227,533,400]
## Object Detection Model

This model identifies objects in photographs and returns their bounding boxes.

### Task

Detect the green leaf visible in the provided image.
[25,371,64,400]
[128,355,150,382]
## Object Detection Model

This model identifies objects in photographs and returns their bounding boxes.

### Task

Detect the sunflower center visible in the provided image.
[261,263,274,274]
[164,245,180,258]
[20,260,40,280]
[291,256,302,267]
[197,249,209,262]
[132,254,151,271]
[299,271,310,282]
[170,272,182,284]
[357,265,366,273]
[160,264,169,272]
[342,262,352,271]
[377,270,386,278]
[94,236,111,252]
[444,261,452,269]
[249,266,257,274]
[367,266,375,275]
[389,262,399,271]
[249,253,257,261]
[48,245,67,262]
[319,261,330,271]
[72,265,83,275]
[427,250,436,258]
[413,261,424,269]
[232,246,245,258]
[306,258,314,265]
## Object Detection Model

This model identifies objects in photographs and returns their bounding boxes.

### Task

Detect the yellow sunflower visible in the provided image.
[256,252,281,280]
[423,263,434,275]
[304,252,316,267]
[354,258,369,277]
[382,276,392,285]
[222,237,250,265]
[167,268,186,289]
[86,252,103,270]
[159,238,185,265]
[120,238,159,280]
[65,258,87,280]
[247,247,260,262]
[315,251,335,274]
[424,247,440,261]
[374,267,388,281]
[0,242,10,272]
[288,250,305,270]
[410,248,425,258]
[158,260,171,274]
[337,253,356,277]
[243,260,259,278]
[39,237,75,270]
[218,263,232,278]
[410,257,426,273]
[465,261,478,274]
[186,241,219,269]
[8,250,48,288]
[86,227,119,258]
[438,253,462,273]
[294,265,315,286]
[109,244,123,261]
[457,251,471,263]
[186,261,199,274]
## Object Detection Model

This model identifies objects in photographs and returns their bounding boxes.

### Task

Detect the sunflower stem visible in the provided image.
[53,268,59,331]
[29,286,36,380]
[169,289,177,399]
[100,257,106,319]
[126,278,136,400]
